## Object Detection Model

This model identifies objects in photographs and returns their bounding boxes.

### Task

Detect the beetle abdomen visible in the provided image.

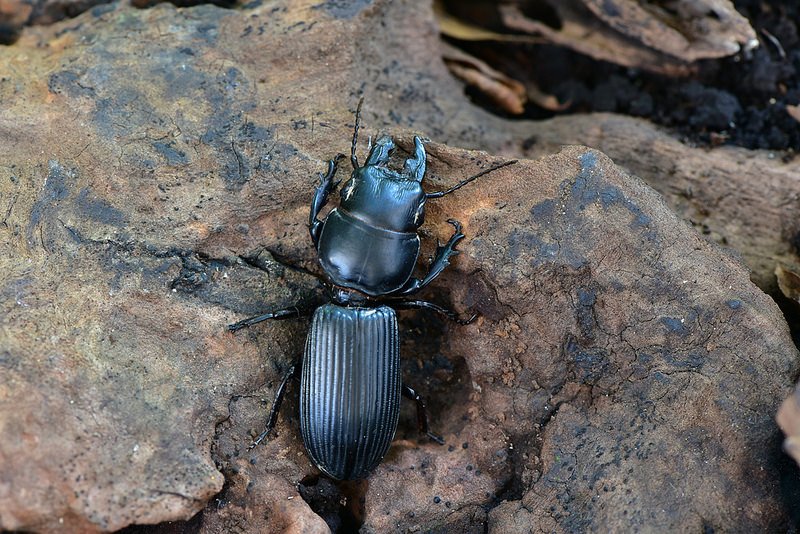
[300,304,401,480]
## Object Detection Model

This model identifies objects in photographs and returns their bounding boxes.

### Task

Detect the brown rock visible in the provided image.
[435,145,794,532]
[0,0,797,532]
[516,113,800,295]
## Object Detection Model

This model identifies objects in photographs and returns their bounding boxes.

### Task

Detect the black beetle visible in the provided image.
[229,100,515,480]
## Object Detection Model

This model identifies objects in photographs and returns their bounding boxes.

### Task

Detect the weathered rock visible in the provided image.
[414,145,796,532]
[515,113,800,295]
[0,0,798,532]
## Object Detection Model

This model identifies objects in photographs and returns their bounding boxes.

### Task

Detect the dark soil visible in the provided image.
[454,0,800,152]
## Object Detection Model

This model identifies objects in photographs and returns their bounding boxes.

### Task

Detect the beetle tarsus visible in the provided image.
[325,153,345,185]
[445,218,463,234]
[426,431,445,445]
[402,384,443,445]
[430,219,465,273]
[462,312,479,325]
[248,429,270,450]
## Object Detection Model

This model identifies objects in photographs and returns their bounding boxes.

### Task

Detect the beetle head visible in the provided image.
[338,135,428,232]
[361,135,426,182]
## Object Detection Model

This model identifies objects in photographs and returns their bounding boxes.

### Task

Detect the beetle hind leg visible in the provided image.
[249,363,301,449]
[402,384,444,445]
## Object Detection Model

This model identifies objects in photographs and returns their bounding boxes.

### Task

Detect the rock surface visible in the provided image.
[1,0,798,532]
[516,113,800,294]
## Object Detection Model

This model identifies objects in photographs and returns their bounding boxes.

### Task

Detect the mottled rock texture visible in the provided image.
[1,0,798,532]
[518,114,800,295]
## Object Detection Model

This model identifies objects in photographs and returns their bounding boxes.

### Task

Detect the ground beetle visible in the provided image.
[229,100,515,480]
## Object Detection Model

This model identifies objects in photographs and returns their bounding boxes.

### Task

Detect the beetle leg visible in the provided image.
[228,305,305,332]
[402,385,444,445]
[249,363,301,449]
[395,219,465,296]
[309,154,344,246]
[350,97,364,169]
[391,299,477,325]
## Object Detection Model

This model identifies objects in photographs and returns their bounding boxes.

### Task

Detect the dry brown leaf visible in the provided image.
[497,2,691,75]
[777,393,800,468]
[583,0,758,61]
[0,0,32,27]
[440,32,566,113]
[445,60,527,114]
[776,265,800,303]
[436,0,756,75]
[434,0,544,43]
[441,42,527,114]
[526,83,570,112]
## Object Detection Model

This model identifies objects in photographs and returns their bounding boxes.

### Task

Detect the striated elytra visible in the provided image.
[301,304,400,480]
[229,100,516,480]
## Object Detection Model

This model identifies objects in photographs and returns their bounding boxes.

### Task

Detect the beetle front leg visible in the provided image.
[402,385,444,445]
[309,153,345,246]
[249,363,301,449]
[396,219,465,296]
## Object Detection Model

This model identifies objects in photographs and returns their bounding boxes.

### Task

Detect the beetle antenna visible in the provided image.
[426,159,517,199]
[351,97,364,170]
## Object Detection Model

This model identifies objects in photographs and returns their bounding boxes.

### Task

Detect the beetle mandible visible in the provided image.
[229,100,516,480]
